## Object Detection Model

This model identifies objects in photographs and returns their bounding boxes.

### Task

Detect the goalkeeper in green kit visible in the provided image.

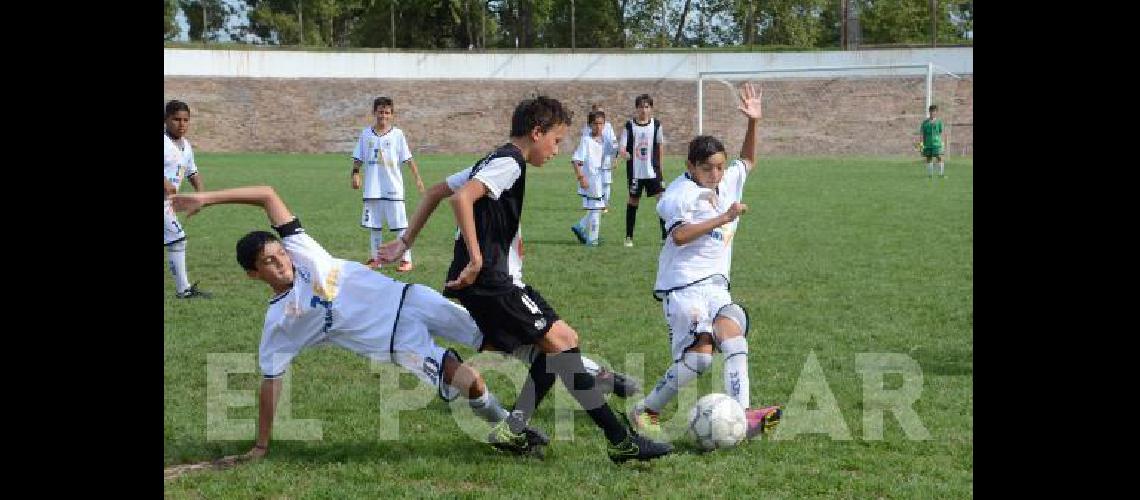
[917,104,946,178]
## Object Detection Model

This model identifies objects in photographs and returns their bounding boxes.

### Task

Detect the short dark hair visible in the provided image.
[687,135,726,165]
[587,110,606,124]
[236,231,280,271]
[165,100,190,118]
[510,96,571,137]
[928,104,938,112]
[635,94,654,108]
[373,96,394,111]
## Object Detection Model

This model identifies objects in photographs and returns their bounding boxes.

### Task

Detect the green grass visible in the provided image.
[165,153,972,498]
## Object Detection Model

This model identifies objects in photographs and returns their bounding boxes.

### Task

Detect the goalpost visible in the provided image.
[697,63,967,157]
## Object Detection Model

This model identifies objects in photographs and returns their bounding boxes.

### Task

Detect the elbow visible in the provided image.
[427,182,452,201]
[449,191,467,209]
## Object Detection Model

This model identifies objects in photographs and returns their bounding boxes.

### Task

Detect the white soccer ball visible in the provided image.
[687,393,747,451]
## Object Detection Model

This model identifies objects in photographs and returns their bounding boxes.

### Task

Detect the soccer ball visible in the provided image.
[687,393,747,451]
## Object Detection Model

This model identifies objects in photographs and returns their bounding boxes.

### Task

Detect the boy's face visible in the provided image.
[165,110,190,140]
[636,101,653,121]
[374,105,394,128]
[247,241,294,290]
[929,109,938,119]
[528,123,567,167]
[590,117,605,137]
[687,152,728,189]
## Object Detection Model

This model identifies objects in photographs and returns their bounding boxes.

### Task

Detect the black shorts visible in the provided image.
[457,285,560,353]
[628,177,664,197]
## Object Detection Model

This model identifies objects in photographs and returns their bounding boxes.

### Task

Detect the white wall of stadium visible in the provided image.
[163,47,972,79]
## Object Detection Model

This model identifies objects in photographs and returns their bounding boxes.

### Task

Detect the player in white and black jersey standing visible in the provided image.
[169,185,545,464]
[351,96,425,272]
[379,96,672,464]
[163,100,210,299]
[629,83,784,440]
[616,94,667,247]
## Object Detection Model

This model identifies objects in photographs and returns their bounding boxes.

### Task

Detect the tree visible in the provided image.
[546,0,623,48]
[672,0,692,46]
[755,0,832,47]
[179,0,233,41]
[243,0,369,46]
[165,0,180,40]
[857,0,970,45]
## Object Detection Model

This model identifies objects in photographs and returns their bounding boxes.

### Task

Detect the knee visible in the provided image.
[542,322,579,352]
[681,350,714,374]
[443,354,485,398]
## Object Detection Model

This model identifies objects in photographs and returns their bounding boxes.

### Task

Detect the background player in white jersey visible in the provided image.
[163,100,210,299]
[579,104,617,211]
[630,83,783,440]
[616,94,667,247]
[170,185,546,465]
[351,96,425,272]
[570,110,618,246]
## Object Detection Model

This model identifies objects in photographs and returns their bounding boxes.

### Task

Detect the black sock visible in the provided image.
[548,347,629,445]
[512,352,557,425]
[659,217,667,240]
[626,205,637,239]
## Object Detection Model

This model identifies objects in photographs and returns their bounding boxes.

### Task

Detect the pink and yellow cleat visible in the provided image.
[745,405,784,439]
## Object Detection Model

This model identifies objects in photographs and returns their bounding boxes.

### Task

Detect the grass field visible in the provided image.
[164,152,973,498]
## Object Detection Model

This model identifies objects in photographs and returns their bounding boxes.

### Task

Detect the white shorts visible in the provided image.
[601,168,613,185]
[577,171,606,210]
[662,282,733,361]
[361,199,408,231]
[389,284,484,400]
[164,199,186,245]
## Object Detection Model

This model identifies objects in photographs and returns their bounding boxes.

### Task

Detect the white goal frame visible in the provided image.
[697,62,963,135]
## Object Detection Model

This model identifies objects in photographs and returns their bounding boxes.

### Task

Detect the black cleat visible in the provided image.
[596,368,641,398]
[176,282,212,299]
[607,413,673,464]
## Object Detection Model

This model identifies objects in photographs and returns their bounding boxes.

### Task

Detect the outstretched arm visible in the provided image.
[737,82,762,173]
[377,181,453,264]
[215,377,281,466]
[170,185,294,227]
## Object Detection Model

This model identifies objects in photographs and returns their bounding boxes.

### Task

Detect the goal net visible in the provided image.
[698,64,969,157]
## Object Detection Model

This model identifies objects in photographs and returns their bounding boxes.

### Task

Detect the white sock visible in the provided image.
[369,229,384,261]
[643,352,712,412]
[938,162,945,176]
[926,162,934,177]
[587,210,601,242]
[604,184,611,206]
[720,336,750,409]
[397,229,412,263]
[468,391,509,423]
[167,242,191,293]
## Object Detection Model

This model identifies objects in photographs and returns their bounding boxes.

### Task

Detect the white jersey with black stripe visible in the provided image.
[258,219,407,378]
[654,159,749,295]
[352,126,413,201]
[163,132,198,192]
